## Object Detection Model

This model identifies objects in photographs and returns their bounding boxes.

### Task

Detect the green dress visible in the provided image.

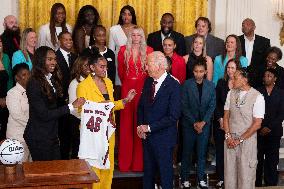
[2,53,13,91]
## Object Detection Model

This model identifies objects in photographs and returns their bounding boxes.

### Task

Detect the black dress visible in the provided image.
[186,52,203,79]
[214,78,230,181]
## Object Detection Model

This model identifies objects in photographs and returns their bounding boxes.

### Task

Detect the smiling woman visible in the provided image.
[23,46,86,161]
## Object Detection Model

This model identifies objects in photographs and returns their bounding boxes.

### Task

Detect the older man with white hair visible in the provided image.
[1,15,20,60]
[137,51,181,189]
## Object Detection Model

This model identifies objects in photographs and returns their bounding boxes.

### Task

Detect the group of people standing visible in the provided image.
[0,2,284,189]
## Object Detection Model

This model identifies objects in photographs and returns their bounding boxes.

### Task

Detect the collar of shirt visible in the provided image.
[154,71,167,96]
[79,75,85,82]
[244,34,255,42]
[15,82,26,94]
[60,48,71,66]
[99,46,108,56]
[45,73,55,92]
[161,32,172,43]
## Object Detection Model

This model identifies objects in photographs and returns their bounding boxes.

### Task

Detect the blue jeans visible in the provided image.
[181,123,210,181]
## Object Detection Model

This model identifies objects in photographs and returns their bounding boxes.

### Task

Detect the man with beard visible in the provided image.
[147,13,186,56]
[1,15,21,61]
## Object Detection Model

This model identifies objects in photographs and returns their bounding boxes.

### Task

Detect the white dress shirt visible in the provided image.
[59,48,71,67]
[244,34,255,66]
[154,71,168,97]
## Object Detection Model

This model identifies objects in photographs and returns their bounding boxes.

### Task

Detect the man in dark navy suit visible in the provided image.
[147,13,186,56]
[56,31,77,159]
[137,51,181,189]
[239,18,270,88]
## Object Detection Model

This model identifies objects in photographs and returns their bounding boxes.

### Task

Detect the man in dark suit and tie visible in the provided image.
[137,51,181,189]
[147,13,186,56]
[56,31,77,159]
[239,18,271,88]
[185,17,224,60]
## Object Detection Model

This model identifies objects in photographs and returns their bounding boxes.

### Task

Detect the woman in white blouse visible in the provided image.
[6,63,31,162]
[108,5,137,86]
[68,56,91,117]
[37,3,72,50]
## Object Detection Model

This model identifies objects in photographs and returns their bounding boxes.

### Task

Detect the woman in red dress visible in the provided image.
[163,36,186,84]
[118,26,153,172]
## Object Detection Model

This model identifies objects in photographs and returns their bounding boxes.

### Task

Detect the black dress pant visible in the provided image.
[256,136,281,186]
[213,120,225,181]
[27,139,61,161]
[0,107,8,141]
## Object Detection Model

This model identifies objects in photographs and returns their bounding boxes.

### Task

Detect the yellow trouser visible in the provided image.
[91,133,115,189]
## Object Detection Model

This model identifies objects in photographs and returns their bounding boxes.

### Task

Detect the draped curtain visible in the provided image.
[19,0,207,38]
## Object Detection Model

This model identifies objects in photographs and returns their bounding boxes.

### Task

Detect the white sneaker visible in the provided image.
[181,181,191,188]
[197,180,208,189]
[216,180,224,188]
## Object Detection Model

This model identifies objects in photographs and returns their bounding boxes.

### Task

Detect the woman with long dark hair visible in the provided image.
[24,46,85,161]
[38,3,72,50]
[72,5,100,54]
[109,5,137,86]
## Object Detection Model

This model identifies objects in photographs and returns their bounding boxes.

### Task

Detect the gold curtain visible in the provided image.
[19,0,207,38]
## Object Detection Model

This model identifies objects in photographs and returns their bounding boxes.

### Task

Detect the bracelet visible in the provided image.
[225,133,232,140]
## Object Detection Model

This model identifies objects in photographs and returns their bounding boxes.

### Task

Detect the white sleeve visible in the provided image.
[68,80,80,118]
[66,23,73,33]
[6,90,28,126]
[108,27,115,52]
[37,25,46,48]
[224,90,231,111]
[253,94,265,118]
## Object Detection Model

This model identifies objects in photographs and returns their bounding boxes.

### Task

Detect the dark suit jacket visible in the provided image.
[257,86,284,137]
[147,30,186,56]
[56,49,77,102]
[181,78,216,126]
[214,79,229,121]
[24,78,70,144]
[137,74,181,146]
[239,34,270,88]
[185,34,224,60]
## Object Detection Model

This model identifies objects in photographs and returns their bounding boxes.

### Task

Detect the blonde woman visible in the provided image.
[117,26,153,172]
[183,34,213,81]
[12,28,37,70]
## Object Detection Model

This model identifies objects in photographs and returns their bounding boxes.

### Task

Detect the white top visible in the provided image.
[108,25,128,85]
[59,48,71,67]
[6,83,29,143]
[68,76,85,118]
[244,34,255,66]
[37,23,72,50]
[224,89,265,118]
[154,71,167,97]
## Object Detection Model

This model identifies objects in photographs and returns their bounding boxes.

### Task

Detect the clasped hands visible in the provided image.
[137,125,149,139]
[193,121,206,134]
[226,137,241,149]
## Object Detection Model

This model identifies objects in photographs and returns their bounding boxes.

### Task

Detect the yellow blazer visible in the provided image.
[76,75,124,117]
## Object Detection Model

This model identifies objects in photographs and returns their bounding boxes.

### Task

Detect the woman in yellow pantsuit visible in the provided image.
[76,51,136,189]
